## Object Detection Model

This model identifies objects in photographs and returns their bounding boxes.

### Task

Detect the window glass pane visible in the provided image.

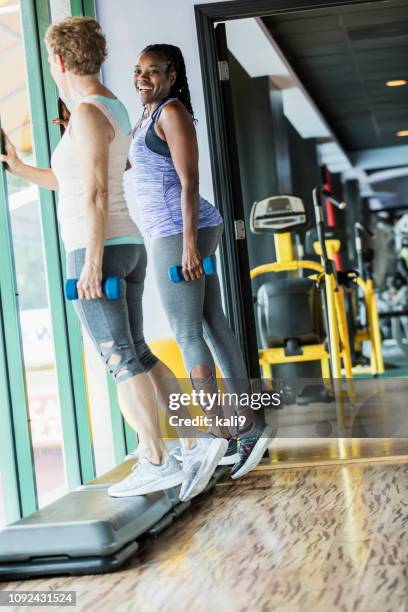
[0,0,68,508]
[83,333,117,475]
[0,472,5,528]
[49,0,71,23]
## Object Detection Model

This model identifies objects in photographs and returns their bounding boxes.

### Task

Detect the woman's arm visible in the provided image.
[0,130,59,190]
[158,102,204,282]
[71,103,113,300]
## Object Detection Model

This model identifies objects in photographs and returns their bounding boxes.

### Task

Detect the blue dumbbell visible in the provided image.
[168,255,217,283]
[65,276,121,300]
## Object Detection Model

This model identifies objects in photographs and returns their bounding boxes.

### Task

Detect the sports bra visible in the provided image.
[136,98,173,158]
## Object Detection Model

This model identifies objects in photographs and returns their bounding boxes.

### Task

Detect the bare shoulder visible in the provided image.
[72,102,114,140]
[160,99,192,124]
[73,102,111,129]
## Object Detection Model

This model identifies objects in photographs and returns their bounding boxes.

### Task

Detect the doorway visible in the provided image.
[195,0,408,379]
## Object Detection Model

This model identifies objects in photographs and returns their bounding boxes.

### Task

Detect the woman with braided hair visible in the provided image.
[128,44,272,502]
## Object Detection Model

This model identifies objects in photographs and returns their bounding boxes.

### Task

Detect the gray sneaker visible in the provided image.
[230,423,274,480]
[108,453,185,497]
[179,435,228,502]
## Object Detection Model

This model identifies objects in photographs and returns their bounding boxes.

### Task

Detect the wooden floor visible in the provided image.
[3,444,408,612]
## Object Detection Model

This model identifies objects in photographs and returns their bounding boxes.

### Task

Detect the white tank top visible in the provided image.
[51,95,142,252]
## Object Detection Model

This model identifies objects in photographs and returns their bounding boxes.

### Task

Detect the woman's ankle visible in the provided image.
[181,437,196,451]
[209,425,229,439]
[143,446,167,465]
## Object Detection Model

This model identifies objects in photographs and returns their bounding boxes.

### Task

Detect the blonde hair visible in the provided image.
[45,16,107,76]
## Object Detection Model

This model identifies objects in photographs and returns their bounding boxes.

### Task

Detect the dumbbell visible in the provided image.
[168,255,217,283]
[65,276,121,300]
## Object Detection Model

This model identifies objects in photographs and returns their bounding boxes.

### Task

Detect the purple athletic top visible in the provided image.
[128,98,222,238]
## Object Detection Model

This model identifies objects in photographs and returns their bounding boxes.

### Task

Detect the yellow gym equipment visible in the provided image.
[351,222,384,376]
[249,192,353,387]
[351,274,384,375]
[307,221,384,377]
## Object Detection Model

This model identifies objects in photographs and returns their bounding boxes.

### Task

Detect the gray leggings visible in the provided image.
[151,224,248,384]
[67,244,158,383]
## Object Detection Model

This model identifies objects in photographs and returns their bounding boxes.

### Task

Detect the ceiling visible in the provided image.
[262,0,408,155]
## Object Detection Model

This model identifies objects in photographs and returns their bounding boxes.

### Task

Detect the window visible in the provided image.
[0,0,67,509]
[0,473,5,528]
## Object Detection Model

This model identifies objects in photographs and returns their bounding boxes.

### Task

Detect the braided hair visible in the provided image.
[140,44,196,122]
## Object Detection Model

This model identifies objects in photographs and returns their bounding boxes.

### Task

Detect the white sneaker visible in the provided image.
[171,437,239,466]
[108,453,185,497]
[125,446,143,460]
[179,435,228,502]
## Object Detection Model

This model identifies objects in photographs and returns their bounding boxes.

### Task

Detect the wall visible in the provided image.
[95,0,233,340]
[228,53,287,347]
[227,51,324,345]
[228,52,279,275]
[343,179,363,266]
[287,120,321,234]
[228,52,323,269]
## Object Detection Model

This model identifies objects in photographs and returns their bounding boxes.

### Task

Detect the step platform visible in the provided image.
[0,459,227,580]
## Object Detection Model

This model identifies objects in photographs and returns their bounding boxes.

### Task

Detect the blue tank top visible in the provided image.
[128,98,222,238]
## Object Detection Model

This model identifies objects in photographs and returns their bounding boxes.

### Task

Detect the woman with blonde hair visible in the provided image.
[1,17,225,499]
